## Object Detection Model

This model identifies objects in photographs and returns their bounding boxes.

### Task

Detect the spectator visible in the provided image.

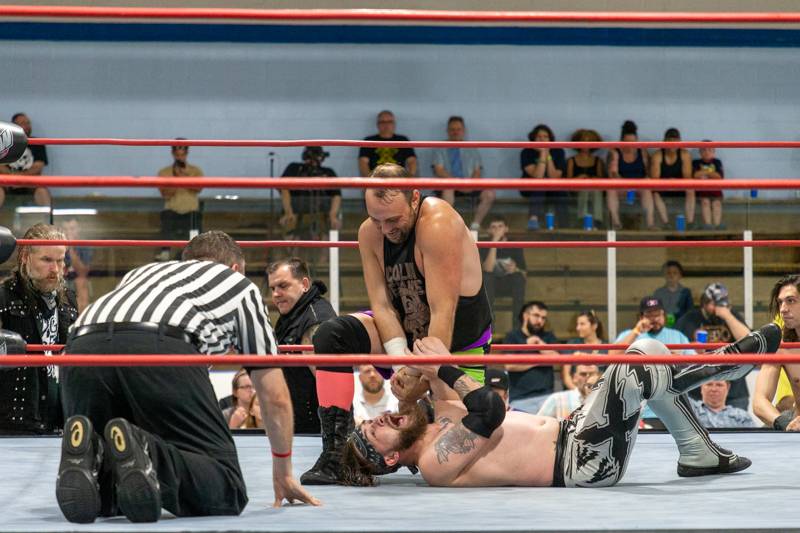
[567,129,606,229]
[675,282,752,410]
[606,120,657,229]
[486,367,511,410]
[689,380,757,428]
[0,223,78,435]
[562,309,606,390]
[268,257,337,434]
[242,395,264,429]
[650,127,695,229]
[480,214,526,319]
[502,301,559,411]
[612,295,694,422]
[223,368,255,429]
[431,116,494,231]
[358,110,417,176]
[653,260,694,324]
[61,218,92,312]
[537,364,601,419]
[156,140,203,261]
[520,124,567,230]
[353,364,399,425]
[692,143,725,230]
[0,112,51,209]
[279,146,341,241]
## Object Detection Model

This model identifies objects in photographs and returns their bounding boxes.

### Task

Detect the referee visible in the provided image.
[56,231,319,524]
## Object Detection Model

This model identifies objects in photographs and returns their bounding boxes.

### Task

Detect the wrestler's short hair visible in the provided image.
[368,163,412,202]
[182,230,245,270]
[267,257,310,280]
[769,274,800,342]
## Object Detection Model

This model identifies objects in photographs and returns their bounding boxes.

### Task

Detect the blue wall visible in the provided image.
[3,27,799,199]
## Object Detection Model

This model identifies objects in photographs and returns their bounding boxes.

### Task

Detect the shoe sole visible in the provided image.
[677,456,752,477]
[56,416,101,524]
[104,418,161,523]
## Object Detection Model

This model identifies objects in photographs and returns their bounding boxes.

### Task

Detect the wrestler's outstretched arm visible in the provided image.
[358,219,408,352]
[410,337,506,486]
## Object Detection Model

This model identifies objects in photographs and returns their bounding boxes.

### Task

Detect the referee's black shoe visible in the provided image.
[104,418,161,523]
[56,415,104,523]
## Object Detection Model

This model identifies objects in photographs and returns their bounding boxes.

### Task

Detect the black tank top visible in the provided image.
[383,215,493,351]
[617,149,646,178]
[571,156,600,177]
[660,149,684,178]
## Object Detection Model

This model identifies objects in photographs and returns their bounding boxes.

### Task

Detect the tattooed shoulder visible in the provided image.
[437,416,453,428]
[434,425,479,464]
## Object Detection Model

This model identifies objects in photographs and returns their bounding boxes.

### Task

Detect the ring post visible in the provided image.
[607,230,617,340]
[329,229,340,314]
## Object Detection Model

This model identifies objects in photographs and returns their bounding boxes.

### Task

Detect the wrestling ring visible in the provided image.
[2,4,800,533]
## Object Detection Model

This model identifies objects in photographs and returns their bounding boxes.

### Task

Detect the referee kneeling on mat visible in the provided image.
[56,230,320,524]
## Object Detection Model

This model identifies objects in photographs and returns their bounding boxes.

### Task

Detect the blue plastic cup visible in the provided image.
[583,214,594,231]
[695,329,708,343]
[750,189,758,199]
[626,190,636,205]
[675,214,686,232]
[545,212,555,230]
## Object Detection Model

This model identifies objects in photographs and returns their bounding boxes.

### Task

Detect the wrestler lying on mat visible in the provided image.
[341,324,780,488]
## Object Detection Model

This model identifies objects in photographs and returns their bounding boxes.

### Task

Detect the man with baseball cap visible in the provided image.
[676,282,752,410]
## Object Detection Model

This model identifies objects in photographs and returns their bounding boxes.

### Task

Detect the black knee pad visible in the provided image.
[313,315,372,373]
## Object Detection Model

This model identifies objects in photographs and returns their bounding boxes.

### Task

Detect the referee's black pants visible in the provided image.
[61,329,248,517]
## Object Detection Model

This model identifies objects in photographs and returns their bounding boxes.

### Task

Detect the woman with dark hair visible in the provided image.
[520,124,568,230]
[562,310,606,389]
[650,127,695,229]
[567,128,606,229]
[607,120,658,229]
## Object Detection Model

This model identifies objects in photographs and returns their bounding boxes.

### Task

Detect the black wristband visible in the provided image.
[773,410,793,431]
[437,366,465,388]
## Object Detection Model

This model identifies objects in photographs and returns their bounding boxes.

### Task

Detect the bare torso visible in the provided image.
[417,406,561,487]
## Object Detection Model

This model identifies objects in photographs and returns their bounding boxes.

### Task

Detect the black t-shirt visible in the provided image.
[479,245,527,275]
[281,162,340,199]
[675,307,750,405]
[503,327,559,400]
[691,158,724,177]
[519,148,567,178]
[358,134,416,172]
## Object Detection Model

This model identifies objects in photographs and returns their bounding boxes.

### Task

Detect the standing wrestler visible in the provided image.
[301,162,493,485]
[55,231,318,524]
[753,274,800,431]
[341,326,780,488]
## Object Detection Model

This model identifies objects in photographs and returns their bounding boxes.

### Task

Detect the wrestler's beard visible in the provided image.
[387,204,420,244]
[397,402,430,451]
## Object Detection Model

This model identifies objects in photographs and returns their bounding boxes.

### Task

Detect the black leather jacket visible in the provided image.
[0,272,78,434]
[274,280,336,434]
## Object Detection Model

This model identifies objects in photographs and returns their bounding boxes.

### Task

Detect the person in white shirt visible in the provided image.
[353,364,399,425]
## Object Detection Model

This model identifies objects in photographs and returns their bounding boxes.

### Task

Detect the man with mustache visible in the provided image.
[0,223,78,435]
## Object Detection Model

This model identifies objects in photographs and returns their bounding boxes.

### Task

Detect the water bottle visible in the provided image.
[545,212,555,230]
[626,190,636,205]
[750,189,758,199]
[583,214,594,231]
[675,214,686,232]
[695,329,708,343]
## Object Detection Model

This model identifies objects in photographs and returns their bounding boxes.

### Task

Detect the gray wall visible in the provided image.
[5,39,799,199]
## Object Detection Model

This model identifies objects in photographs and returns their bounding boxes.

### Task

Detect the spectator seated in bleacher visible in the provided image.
[561,309,606,390]
[358,110,417,177]
[650,127,696,230]
[156,140,203,261]
[222,368,255,429]
[537,364,601,419]
[480,214,526,320]
[653,260,693,325]
[353,364,399,425]
[567,128,606,229]
[279,147,341,242]
[0,112,51,211]
[519,124,568,230]
[606,120,656,229]
[692,142,726,230]
[502,300,560,413]
[431,116,494,232]
[689,380,757,429]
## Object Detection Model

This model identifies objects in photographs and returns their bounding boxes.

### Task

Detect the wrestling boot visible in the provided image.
[647,393,752,478]
[56,415,104,524]
[670,323,781,393]
[300,406,354,485]
[104,418,161,523]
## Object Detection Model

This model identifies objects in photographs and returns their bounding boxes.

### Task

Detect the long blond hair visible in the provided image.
[14,223,68,302]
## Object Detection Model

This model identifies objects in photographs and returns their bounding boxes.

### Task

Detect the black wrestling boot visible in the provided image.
[300,406,354,485]
[104,418,161,523]
[56,415,104,524]
[677,452,752,477]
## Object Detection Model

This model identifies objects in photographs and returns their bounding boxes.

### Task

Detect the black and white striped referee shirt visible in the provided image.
[73,260,277,356]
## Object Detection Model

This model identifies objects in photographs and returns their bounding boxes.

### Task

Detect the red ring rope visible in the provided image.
[0,353,796,367]
[25,139,800,149]
[2,6,800,24]
[15,239,800,249]
[0,177,795,191]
